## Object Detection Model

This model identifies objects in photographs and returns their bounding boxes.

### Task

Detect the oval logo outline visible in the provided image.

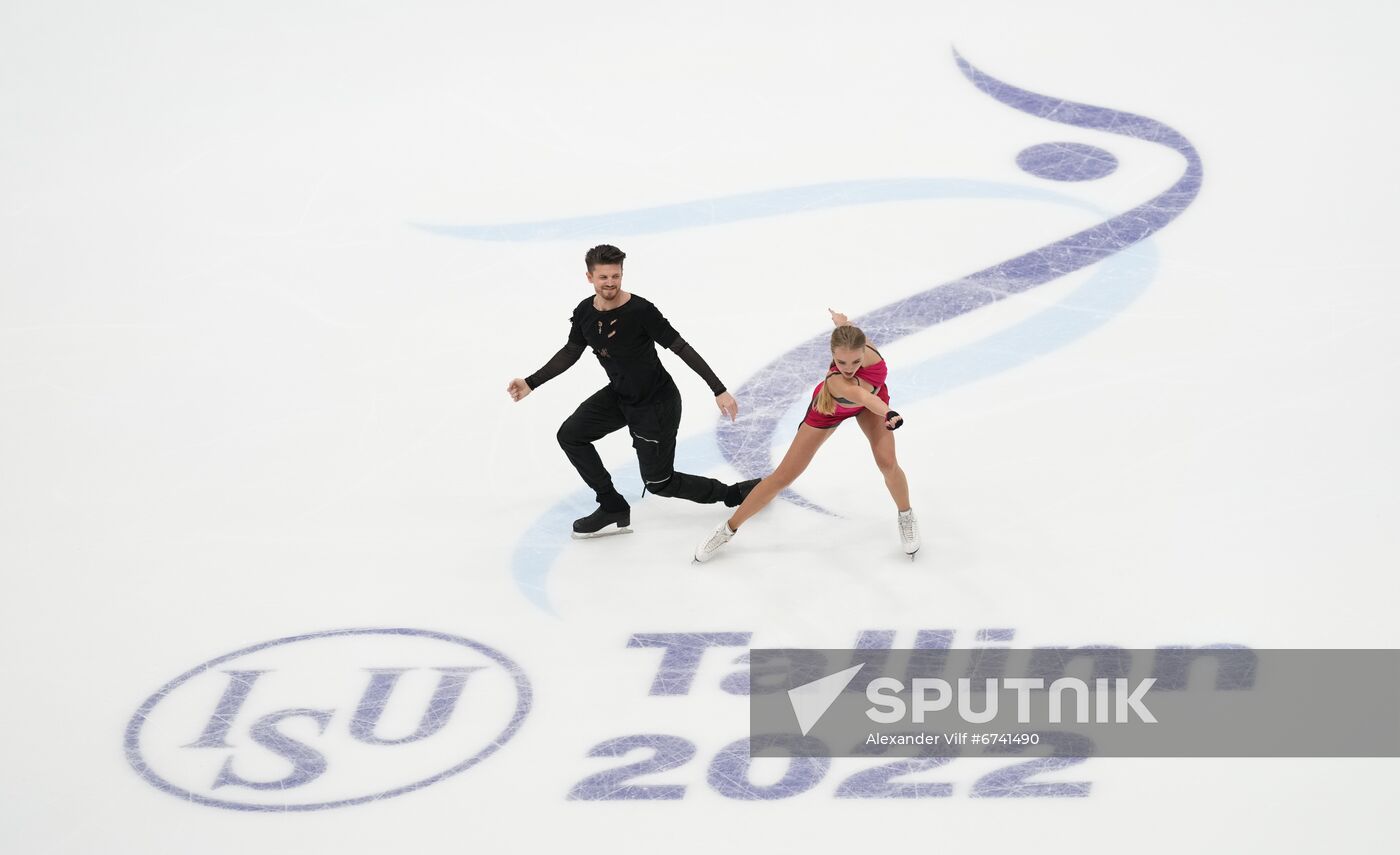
[124,627,532,811]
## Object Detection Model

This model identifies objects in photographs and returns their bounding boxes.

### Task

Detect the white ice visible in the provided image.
[2,1,1398,852]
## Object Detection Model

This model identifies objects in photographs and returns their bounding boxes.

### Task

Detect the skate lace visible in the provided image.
[898,513,916,540]
[703,525,732,552]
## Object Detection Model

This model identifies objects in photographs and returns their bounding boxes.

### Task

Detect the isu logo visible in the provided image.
[125,628,532,811]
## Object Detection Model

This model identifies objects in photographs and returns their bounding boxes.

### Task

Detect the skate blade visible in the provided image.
[571,525,634,540]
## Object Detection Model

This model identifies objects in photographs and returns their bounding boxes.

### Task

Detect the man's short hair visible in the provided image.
[585,244,626,272]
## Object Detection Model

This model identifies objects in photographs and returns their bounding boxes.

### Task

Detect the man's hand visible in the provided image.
[507,378,532,402]
[716,391,739,422]
[828,307,849,327]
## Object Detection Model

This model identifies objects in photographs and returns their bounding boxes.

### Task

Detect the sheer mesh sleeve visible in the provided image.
[669,336,726,396]
[525,341,586,390]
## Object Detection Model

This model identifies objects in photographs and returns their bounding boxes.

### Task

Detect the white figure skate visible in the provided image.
[693,520,735,563]
[898,509,920,558]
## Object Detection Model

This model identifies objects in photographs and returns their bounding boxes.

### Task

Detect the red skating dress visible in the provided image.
[802,346,890,429]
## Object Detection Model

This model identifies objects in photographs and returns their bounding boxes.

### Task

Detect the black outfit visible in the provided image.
[525,294,731,511]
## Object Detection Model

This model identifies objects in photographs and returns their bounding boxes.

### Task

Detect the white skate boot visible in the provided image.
[898,509,920,558]
[693,520,736,563]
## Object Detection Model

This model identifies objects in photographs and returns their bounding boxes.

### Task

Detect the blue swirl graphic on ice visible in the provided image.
[718,52,1201,506]
[423,51,1202,612]
[419,178,1104,241]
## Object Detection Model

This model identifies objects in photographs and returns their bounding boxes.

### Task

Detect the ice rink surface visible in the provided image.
[3,1,1398,851]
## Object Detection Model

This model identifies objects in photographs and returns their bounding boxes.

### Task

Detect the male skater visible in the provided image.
[507,245,759,537]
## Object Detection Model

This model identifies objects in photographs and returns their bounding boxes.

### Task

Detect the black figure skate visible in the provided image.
[572,506,633,539]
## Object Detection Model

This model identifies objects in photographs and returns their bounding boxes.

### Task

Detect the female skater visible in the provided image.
[693,309,920,562]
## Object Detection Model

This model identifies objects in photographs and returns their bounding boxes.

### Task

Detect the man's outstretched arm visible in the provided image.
[668,336,724,396]
[668,336,738,421]
[507,340,586,402]
[641,301,739,420]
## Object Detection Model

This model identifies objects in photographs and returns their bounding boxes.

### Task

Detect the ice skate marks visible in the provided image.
[716,50,1201,507]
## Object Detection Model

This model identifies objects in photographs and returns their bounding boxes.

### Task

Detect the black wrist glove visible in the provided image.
[884,409,903,431]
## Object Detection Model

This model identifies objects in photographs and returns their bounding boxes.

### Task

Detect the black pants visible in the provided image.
[557,383,728,508]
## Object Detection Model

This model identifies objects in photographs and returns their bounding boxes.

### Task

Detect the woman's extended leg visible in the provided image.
[728,424,835,529]
[856,409,910,511]
[856,408,920,556]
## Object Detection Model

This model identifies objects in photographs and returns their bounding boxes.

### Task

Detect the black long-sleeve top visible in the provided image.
[525,294,725,406]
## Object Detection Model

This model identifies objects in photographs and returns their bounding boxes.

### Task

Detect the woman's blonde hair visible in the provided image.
[814,324,868,416]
